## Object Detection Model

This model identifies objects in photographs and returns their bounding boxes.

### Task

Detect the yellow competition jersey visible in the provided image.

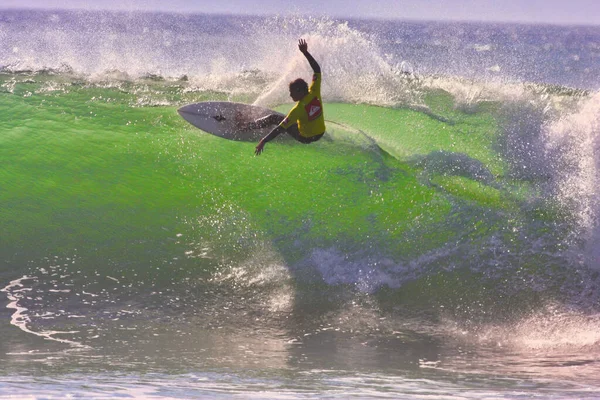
[280,73,326,137]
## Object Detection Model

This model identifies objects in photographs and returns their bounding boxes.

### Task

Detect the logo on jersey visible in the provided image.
[305,97,322,121]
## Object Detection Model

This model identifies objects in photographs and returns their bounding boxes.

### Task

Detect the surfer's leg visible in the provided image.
[237,113,283,131]
[251,114,284,129]
[283,124,302,141]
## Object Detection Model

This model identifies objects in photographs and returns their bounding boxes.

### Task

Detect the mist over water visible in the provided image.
[2,10,599,89]
[1,8,600,398]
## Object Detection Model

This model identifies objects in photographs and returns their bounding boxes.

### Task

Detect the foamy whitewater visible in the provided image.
[1,8,600,399]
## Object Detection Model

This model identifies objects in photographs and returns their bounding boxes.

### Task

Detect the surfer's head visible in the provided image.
[289,78,308,101]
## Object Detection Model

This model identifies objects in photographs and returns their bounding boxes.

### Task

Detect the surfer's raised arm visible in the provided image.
[298,39,320,73]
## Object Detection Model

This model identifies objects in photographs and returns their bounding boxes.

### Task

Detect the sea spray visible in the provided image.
[544,92,600,268]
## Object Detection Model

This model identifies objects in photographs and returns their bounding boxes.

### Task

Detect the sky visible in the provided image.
[2,0,600,26]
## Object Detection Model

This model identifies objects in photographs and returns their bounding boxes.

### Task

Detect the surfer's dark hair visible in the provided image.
[289,78,308,94]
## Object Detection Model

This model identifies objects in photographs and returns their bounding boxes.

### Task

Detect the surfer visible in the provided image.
[252,39,325,155]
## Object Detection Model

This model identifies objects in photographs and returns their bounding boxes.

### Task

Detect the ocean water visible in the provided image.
[1,8,600,399]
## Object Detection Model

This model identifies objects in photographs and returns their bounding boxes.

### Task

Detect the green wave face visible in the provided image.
[1,73,587,316]
[1,77,496,257]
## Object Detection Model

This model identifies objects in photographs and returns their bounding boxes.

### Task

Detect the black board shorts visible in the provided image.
[297,132,324,143]
[287,123,324,144]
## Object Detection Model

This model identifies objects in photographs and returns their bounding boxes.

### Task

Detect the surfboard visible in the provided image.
[177,101,285,141]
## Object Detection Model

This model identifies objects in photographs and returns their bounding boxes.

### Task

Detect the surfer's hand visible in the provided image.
[298,39,308,53]
[255,140,265,155]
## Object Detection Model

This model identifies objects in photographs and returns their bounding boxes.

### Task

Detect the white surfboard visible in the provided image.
[177,101,285,141]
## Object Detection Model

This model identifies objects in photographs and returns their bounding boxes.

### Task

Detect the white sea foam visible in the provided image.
[544,91,600,268]
[1,276,88,348]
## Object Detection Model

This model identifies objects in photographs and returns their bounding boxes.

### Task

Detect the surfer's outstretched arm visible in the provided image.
[298,39,320,73]
[255,125,285,155]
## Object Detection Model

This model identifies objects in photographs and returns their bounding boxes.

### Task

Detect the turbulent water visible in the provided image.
[1,8,600,399]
